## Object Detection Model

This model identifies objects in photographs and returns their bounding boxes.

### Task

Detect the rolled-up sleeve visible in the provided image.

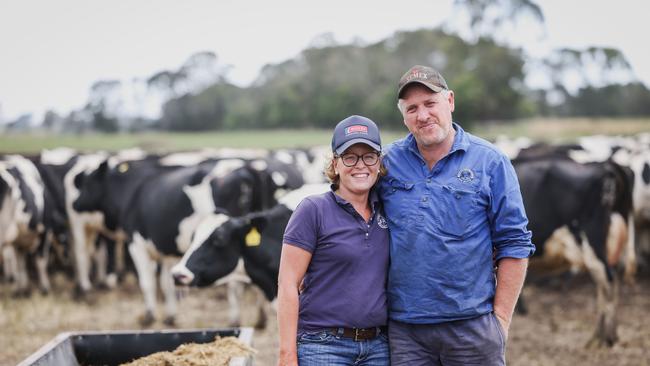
[488,155,535,261]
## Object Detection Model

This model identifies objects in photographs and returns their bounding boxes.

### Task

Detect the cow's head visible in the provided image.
[72,160,108,213]
[171,211,269,287]
[245,157,304,211]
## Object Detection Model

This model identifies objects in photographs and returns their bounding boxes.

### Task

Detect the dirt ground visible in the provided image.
[1,272,649,366]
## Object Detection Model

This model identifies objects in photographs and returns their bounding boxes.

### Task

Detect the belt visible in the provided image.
[328,326,387,341]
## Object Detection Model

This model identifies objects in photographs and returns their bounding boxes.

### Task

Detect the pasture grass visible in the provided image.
[475,117,650,142]
[1,117,649,154]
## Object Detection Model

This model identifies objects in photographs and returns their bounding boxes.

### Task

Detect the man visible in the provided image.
[378,65,535,365]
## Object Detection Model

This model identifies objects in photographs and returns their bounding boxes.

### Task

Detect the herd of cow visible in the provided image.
[1,132,649,348]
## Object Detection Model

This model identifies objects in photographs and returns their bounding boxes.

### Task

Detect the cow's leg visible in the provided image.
[12,247,30,297]
[112,235,126,285]
[581,235,618,347]
[160,256,178,327]
[226,280,244,328]
[635,219,650,268]
[622,213,637,284]
[93,237,109,289]
[35,234,52,294]
[128,234,158,327]
[214,258,249,327]
[251,285,268,330]
[70,219,93,296]
[606,213,636,285]
[2,245,18,283]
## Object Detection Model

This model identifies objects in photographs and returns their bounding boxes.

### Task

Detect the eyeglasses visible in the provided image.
[336,152,380,167]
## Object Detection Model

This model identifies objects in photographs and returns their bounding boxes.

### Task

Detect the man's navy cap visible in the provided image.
[331,115,382,155]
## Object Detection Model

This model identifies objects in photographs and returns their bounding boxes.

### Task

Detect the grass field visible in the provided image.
[1,117,649,154]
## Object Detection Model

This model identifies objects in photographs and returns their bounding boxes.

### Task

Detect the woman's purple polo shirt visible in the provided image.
[283,189,390,332]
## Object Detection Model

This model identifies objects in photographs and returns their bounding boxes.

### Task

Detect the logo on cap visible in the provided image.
[345,125,368,136]
[406,71,429,82]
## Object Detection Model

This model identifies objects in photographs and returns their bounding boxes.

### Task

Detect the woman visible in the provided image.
[277,115,390,366]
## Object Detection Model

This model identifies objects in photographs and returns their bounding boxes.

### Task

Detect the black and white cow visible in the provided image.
[73,154,304,326]
[270,146,330,184]
[500,137,640,281]
[171,183,330,325]
[39,148,114,296]
[0,155,54,295]
[0,164,18,283]
[513,157,635,347]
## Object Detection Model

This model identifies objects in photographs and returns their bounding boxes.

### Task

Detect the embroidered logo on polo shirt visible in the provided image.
[457,168,475,183]
[377,213,388,229]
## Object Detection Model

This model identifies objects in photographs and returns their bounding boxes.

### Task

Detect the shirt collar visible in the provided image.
[329,185,381,212]
[450,122,470,153]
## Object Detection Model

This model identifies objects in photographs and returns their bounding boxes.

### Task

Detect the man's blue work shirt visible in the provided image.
[378,123,535,324]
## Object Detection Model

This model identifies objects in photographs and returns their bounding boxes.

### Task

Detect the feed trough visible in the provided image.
[17,327,254,366]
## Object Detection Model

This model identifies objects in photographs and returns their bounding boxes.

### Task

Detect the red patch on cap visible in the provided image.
[345,125,368,135]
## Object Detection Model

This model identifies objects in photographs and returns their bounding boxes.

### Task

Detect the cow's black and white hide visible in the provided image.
[0,155,54,296]
[514,157,635,347]
[73,155,304,326]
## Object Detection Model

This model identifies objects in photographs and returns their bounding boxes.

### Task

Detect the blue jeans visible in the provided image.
[297,329,390,366]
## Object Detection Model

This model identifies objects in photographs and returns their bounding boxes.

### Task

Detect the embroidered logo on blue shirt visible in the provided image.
[377,213,389,229]
[457,168,475,183]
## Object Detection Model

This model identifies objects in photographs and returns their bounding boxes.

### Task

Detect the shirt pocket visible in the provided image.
[385,179,425,247]
[385,178,414,196]
[384,178,417,223]
[432,184,479,238]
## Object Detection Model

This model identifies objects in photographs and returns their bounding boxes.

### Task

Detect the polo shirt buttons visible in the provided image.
[422,197,428,202]
[426,178,431,183]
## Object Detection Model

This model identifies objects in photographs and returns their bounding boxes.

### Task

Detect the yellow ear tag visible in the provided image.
[245,227,261,246]
[118,162,129,173]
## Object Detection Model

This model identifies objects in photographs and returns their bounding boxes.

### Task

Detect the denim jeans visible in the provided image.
[297,329,390,366]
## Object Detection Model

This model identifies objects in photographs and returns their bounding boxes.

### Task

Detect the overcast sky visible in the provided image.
[1,0,648,122]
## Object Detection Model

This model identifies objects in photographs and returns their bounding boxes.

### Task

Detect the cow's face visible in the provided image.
[172,214,262,287]
[72,161,108,213]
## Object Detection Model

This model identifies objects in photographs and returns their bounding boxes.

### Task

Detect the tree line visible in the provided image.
[5,2,649,133]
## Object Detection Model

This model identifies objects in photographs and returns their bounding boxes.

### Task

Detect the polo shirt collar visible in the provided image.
[329,185,381,213]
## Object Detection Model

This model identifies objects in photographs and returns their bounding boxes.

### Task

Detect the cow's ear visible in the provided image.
[98,160,109,174]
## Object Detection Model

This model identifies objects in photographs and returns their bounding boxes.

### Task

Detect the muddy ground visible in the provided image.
[1,272,649,366]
